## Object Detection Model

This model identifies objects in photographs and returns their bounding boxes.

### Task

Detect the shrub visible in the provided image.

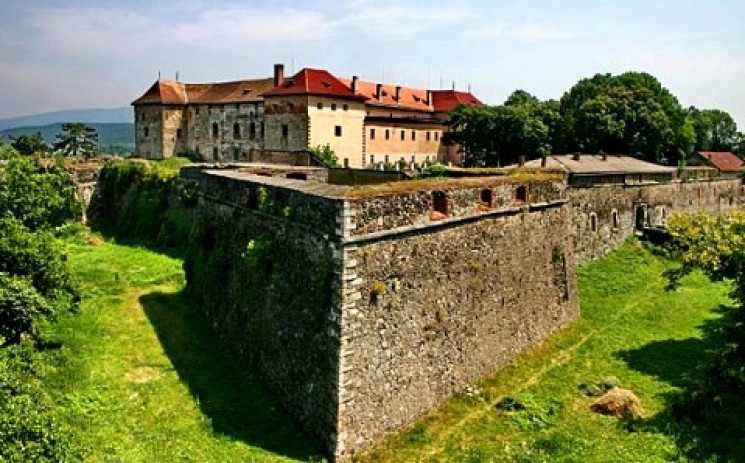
[0,275,53,345]
[0,151,82,230]
[421,163,449,178]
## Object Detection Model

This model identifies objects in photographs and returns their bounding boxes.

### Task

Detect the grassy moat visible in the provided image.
[40,233,742,461]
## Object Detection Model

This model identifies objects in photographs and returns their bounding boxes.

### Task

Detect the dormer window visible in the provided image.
[322,81,332,88]
[242,89,251,95]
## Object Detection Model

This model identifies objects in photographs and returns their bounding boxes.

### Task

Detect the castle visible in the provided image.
[132,64,482,167]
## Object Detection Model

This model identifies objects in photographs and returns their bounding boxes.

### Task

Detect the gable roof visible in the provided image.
[132,78,275,106]
[695,151,745,172]
[340,78,432,112]
[261,68,367,101]
[521,154,676,175]
[430,90,484,112]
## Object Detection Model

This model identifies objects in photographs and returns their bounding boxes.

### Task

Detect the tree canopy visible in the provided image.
[10,132,50,157]
[688,107,739,152]
[53,123,99,158]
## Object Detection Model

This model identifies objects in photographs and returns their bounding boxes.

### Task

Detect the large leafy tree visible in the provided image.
[446,91,557,167]
[688,107,739,152]
[53,123,99,158]
[10,132,50,157]
[559,72,694,165]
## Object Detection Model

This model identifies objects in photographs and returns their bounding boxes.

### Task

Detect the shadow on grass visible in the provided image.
[618,305,745,461]
[139,290,323,461]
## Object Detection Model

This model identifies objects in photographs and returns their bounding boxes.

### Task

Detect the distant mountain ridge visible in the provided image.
[0,107,133,131]
[0,123,135,148]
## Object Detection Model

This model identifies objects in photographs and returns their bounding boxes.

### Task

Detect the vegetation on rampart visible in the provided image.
[93,157,195,255]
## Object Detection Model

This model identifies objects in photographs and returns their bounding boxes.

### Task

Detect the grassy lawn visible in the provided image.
[44,234,322,462]
[37,234,739,461]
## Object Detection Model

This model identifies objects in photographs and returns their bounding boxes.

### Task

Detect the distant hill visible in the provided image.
[0,107,133,131]
[0,123,135,148]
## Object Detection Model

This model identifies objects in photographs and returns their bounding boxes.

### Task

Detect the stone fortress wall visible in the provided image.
[160,163,745,460]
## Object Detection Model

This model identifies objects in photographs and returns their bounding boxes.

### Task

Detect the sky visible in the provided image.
[1,0,744,128]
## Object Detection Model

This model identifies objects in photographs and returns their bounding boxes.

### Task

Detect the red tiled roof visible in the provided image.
[697,151,745,172]
[261,68,367,101]
[339,78,432,112]
[132,78,275,105]
[431,90,484,112]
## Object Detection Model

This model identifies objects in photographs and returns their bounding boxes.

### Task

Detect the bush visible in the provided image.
[0,275,53,345]
[421,163,449,178]
[0,150,82,231]
[0,343,80,461]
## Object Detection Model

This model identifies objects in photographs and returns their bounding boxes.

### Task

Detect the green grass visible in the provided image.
[31,234,741,461]
[41,233,321,461]
[359,241,739,462]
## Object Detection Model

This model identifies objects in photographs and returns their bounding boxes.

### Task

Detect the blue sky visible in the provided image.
[1,0,743,128]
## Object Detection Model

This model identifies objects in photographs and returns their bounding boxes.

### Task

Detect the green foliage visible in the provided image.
[93,158,195,255]
[420,163,449,178]
[309,144,339,168]
[688,107,739,152]
[559,72,694,165]
[53,123,99,158]
[0,275,54,344]
[0,343,80,461]
[0,152,82,230]
[10,131,50,157]
[504,395,564,431]
[446,91,557,167]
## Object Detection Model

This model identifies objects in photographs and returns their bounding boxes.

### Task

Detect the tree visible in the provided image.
[560,72,694,165]
[688,107,739,152]
[309,144,340,168]
[10,132,50,157]
[53,123,99,158]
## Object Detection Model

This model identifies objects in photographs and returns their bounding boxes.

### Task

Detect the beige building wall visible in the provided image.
[364,122,444,167]
[307,96,366,168]
[162,107,185,158]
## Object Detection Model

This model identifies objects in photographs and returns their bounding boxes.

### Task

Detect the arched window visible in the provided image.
[516,185,529,203]
[590,213,598,232]
[212,123,219,138]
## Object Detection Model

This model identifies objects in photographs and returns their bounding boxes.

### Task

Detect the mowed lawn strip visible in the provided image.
[358,242,730,462]
[43,237,321,462]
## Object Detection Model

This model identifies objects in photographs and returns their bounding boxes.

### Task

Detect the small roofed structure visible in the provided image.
[688,151,745,178]
[519,154,676,187]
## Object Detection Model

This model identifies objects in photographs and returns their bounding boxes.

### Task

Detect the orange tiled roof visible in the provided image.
[132,78,275,105]
[261,68,367,101]
[697,151,745,172]
[339,78,432,112]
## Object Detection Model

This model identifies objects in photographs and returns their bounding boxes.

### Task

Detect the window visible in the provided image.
[435,132,439,141]
[335,125,343,137]
[288,102,295,111]
[331,103,337,111]
[282,124,289,140]
[343,104,349,111]
[195,107,200,116]
[412,130,416,141]
[590,213,598,232]
[343,158,349,168]
[233,146,240,157]
[144,127,149,137]
[426,131,431,141]
[480,189,493,208]
[212,123,219,138]
[661,208,667,222]
[317,102,324,110]
[249,122,256,139]
[233,123,240,139]
[385,129,390,140]
[370,128,376,140]
[384,155,390,163]
[370,155,375,165]
[176,128,182,139]
[612,209,619,229]
[212,147,218,161]
[431,191,449,219]
[194,126,200,138]
[516,185,529,203]
[400,130,405,141]
[260,122,265,137]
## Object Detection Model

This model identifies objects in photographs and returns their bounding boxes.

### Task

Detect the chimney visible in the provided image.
[518,155,526,167]
[541,156,547,167]
[395,86,402,102]
[426,90,432,106]
[351,76,359,94]
[375,83,382,100]
[573,152,581,161]
[273,63,285,87]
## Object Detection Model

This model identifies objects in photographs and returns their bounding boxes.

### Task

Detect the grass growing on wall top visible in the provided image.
[359,241,740,462]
